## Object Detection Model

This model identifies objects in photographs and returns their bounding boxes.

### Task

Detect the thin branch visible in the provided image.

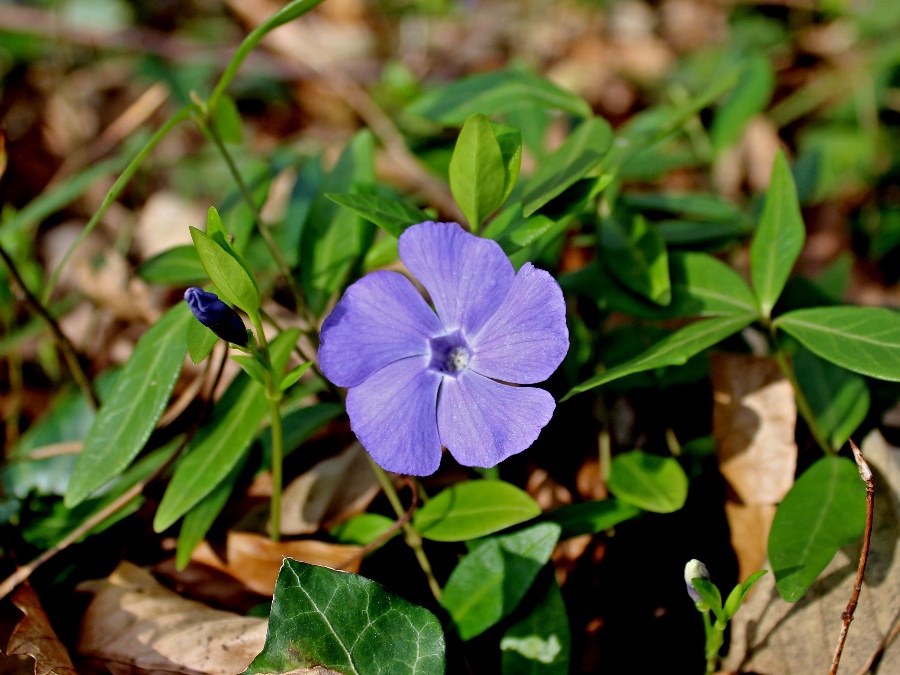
[830,439,875,675]
[340,477,419,568]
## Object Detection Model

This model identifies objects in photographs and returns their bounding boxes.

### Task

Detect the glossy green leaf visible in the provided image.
[186,318,218,365]
[211,94,243,144]
[330,513,398,546]
[669,252,758,317]
[231,354,269,386]
[601,214,671,306]
[300,131,375,315]
[492,122,523,203]
[137,246,206,285]
[607,450,688,513]
[723,570,767,620]
[769,456,866,602]
[501,574,570,674]
[190,226,260,317]
[691,578,725,624]
[750,150,805,319]
[153,330,298,531]
[775,306,900,381]
[280,361,312,391]
[206,205,258,281]
[562,314,754,400]
[522,117,613,216]
[325,193,428,238]
[449,113,507,230]
[542,499,641,539]
[407,69,592,124]
[64,303,191,508]
[482,204,558,255]
[794,348,869,450]
[441,522,561,640]
[244,559,445,675]
[710,53,775,151]
[414,480,541,542]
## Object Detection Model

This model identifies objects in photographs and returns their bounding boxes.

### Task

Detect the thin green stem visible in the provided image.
[42,105,196,303]
[267,392,284,541]
[701,610,724,675]
[367,456,443,602]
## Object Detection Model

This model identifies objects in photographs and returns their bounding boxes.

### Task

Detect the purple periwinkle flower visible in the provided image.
[184,287,249,346]
[318,221,569,476]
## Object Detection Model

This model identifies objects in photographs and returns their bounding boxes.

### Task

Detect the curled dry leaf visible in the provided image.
[191,532,364,596]
[280,442,380,536]
[7,583,78,675]
[724,430,900,674]
[711,353,797,581]
[77,562,267,675]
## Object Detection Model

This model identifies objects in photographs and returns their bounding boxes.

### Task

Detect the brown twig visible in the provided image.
[0,243,100,409]
[830,439,875,675]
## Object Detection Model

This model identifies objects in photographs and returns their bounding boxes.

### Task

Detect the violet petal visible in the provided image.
[398,221,514,335]
[469,263,569,384]
[346,357,443,475]
[319,271,443,388]
[437,371,555,468]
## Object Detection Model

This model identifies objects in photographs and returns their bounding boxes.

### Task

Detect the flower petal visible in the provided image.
[470,263,569,384]
[346,357,444,475]
[437,371,555,468]
[319,271,443,388]
[398,221,514,335]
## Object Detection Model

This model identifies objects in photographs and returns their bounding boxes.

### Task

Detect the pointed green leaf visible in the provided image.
[280,361,312,391]
[231,354,269,386]
[501,574,570,674]
[669,252,758,317]
[607,450,688,513]
[750,150,805,319]
[542,499,641,539]
[775,306,900,381]
[691,578,725,623]
[492,122,523,203]
[769,456,866,602]
[793,348,869,450]
[522,117,613,216]
[482,204,557,255]
[190,226,260,317]
[153,330,298,531]
[414,480,541,542]
[601,214,671,306]
[186,318,218,365]
[710,53,775,151]
[449,113,507,230]
[723,570,767,620]
[244,560,445,675]
[325,193,428,238]
[563,314,754,400]
[330,513,398,546]
[138,246,205,286]
[211,94,243,144]
[64,303,191,507]
[441,522,561,640]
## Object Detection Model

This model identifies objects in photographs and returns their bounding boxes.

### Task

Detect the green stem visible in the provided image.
[772,342,833,455]
[367,457,443,602]
[701,610,724,675]
[42,105,195,303]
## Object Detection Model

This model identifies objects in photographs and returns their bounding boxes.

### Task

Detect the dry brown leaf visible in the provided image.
[711,353,797,581]
[134,192,203,260]
[723,430,900,674]
[280,442,380,536]
[191,532,364,596]
[77,562,267,675]
[7,583,78,675]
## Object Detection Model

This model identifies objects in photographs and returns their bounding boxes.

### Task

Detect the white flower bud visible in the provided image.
[684,559,710,604]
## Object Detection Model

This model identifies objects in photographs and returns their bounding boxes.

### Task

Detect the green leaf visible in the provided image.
[449,113,507,230]
[441,522,561,640]
[619,192,748,223]
[325,193,427,238]
[522,117,613,216]
[231,354,269,386]
[153,329,298,531]
[769,456,866,602]
[280,362,311,391]
[793,348,869,450]
[190,226,260,317]
[601,214,671,306]
[501,574,570,674]
[542,499,641,539]
[300,131,375,315]
[330,513,398,546]
[414,480,541,542]
[750,150,805,319]
[607,450,688,513]
[723,570,767,620]
[211,94,243,144]
[691,578,725,624]
[137,246,206,285]
[243,560,445,675]
[492,122,523,204]
[407,69,592,124]
[775,306,900,381]
[562,314,754,400]
[482,204,558,255]
[710,53,775,151]
[669,252,758,317]
[64,303,191,508]
[186,318,218,365]
[261,402,344,459]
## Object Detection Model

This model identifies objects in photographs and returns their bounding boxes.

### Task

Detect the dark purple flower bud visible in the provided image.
[184,287,249,346]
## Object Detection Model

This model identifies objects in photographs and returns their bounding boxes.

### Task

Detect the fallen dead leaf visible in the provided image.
[191,532,364,596]
[280,442,380,536]
[7,583,78,675]
[711,353,797,581]
[723,430,900,674]
[77,562,267,675]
